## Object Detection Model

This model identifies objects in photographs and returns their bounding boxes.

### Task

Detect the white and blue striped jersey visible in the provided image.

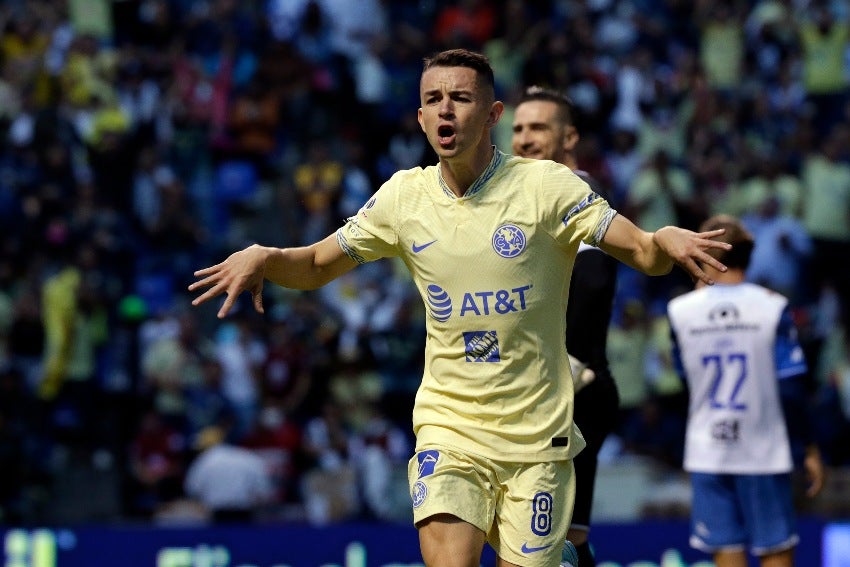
[668,282,807,474]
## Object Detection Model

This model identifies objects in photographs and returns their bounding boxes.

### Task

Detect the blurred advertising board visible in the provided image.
[0,518,832,567]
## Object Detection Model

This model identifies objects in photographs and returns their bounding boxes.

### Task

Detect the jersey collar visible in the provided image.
[437,146,505,199]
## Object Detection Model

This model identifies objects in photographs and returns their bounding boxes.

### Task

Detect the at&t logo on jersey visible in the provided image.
[425,284,532,322]
[492,224,526,258]
[426,284,453,322]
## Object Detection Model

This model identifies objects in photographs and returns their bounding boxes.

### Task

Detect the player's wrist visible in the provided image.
[648,228,675,274]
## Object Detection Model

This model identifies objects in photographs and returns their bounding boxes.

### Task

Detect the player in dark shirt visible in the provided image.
[513,86,620,567]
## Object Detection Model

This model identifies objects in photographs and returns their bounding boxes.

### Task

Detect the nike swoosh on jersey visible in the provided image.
[520,542,552,554]
[412,240,438,253]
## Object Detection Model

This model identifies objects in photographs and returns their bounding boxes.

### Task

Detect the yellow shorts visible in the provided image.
[408,446,575,567]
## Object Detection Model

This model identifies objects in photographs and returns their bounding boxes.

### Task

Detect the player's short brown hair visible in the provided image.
[518,86,577,127]
[423,49,495,93]
[698,214,754,270]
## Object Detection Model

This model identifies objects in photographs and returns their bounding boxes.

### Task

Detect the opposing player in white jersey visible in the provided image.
[667,214,824,567]
[189,49,732,567]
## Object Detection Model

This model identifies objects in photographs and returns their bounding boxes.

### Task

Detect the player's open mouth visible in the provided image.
[437,125,456,147]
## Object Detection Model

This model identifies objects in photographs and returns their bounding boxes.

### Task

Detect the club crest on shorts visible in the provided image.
[492,224,526,258]
[412,450,439,508]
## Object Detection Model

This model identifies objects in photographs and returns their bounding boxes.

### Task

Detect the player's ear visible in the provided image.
[486,101,504,128]
[563,125,579,152]
[417,108,425,132]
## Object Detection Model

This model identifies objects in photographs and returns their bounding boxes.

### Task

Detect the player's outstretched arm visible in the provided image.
[599,214,730,286]
[188,233,358,318]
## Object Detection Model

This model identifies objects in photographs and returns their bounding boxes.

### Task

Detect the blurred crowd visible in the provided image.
[1,0,850,526]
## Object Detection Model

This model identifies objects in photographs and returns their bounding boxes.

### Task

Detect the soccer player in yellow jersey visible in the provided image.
[189,49,730,567]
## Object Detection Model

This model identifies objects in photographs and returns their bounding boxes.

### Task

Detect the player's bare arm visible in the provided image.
[598,214,730,285]
[188,233,357,318]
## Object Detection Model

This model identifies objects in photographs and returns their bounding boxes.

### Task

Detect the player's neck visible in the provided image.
[440,144,494,197]
[560,153,578,170]
[707,266,746,285]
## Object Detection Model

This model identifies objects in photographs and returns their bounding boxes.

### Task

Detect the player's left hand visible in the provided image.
[653,226,731,286]
[804,446,825,498]
[188,244,268,318]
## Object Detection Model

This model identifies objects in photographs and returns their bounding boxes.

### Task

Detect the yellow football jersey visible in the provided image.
[337,149,616,462]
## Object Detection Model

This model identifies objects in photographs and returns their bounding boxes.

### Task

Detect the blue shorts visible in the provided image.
[689,472,798,556]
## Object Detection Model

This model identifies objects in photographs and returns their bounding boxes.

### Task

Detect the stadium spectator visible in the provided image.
[801,129,850,329]
[240,404,304,507]
[140,172,208,282]
[292,139,344,246]
[213,313,266,440]
[626,149,695,233]
[337,140,374,218]
[351,404,411,522]
[0,9,51,104]
[183,357,233,441]
[608,300,651,434]
[742,196,813,306]
[368,295,426,429]
[223,77,281,172]
[127,408,187,518]
[39,251,106,453]
[432,0,497,50]
[7,287,45,394]
[141,309,216,431]
[259,317,311,416]
[626,148,699,309]
[813,327,850,466]
[184,423,275,523]
[694,4,745,94]
[798,5,850,135]
[377,113,429,183]
[302,400,354,472]
[300,400,361,524]
[734,156,803,220]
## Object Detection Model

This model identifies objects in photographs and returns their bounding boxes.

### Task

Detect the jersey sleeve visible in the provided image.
[335,173,402,263]
[540,162,617,248]
[775,306,807,380]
